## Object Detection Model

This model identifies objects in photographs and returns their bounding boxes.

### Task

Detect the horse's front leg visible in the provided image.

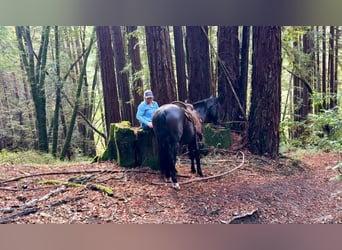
[194,136,203,177]
[195,148,203,177]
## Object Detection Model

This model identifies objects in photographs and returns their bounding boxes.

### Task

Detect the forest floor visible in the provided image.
[0,148,341,224]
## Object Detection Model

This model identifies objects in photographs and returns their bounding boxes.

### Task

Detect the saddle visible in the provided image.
[171,101,203,139]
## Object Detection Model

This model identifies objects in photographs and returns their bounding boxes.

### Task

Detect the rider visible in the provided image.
[136,90,159,130]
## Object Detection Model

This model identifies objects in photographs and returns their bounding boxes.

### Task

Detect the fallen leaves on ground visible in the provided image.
[0,150,341,224]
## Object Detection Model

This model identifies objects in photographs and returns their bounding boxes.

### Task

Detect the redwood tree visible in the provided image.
[96,26,121,137]
[173,26,187,101]
[248,26,282,157]
[145,26,176,105]
[217,26,242,130]
[126,26,143,126]
[239,26,250,120]
[111,26,132,122]
[186,26,211,102]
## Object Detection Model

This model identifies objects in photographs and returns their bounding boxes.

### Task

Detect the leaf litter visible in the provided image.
[0,150,341,224]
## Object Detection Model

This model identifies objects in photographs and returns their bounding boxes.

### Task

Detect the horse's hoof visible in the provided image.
[173,183,180,190]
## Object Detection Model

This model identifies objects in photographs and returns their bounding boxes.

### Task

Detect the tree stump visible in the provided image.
[95,122,230,168]
[113,122,136,167]
[203,124,231,148]
[95,122,159,169]
[135,129,159,169]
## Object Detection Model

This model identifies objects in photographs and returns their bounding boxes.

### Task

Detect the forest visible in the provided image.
[0,26,342,224]
[0,26,341,158]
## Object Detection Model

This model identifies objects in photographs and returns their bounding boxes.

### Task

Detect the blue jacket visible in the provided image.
[136,100,159,129]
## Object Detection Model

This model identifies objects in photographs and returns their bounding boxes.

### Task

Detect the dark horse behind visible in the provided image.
[152,102,203,189]
[193,96,221,125]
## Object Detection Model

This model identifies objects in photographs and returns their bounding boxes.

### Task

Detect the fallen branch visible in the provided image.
[49,195,87,207]
[0,186,51,192]
[0,186,67,216]
[152,151,245,186]
[19,186,66,207]
[86,183,113,196]
[0,168,162,186]
[0,186,66,223]
[0,208,39,224]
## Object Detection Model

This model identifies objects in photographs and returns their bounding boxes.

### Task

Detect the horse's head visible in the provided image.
[193,96,221,125]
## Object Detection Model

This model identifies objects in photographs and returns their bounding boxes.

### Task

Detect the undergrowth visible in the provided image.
[0,149,89,166]
[280,108,342,153]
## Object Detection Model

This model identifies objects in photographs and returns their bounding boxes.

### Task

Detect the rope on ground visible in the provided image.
[152,151,245,186]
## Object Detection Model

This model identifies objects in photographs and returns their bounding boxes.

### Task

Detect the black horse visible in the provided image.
[193,96,221,125]
[152,103,203,189]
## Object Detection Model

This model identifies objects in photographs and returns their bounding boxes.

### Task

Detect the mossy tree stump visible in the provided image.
[203,124,231,148]
[96,122,230,168]
[135,129,159,169]
[113,122,136,167]
[97,121,159,169]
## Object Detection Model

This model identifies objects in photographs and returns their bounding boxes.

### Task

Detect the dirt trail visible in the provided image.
[0,151,341,223]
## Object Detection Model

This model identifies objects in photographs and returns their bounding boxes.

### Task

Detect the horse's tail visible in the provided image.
[153,112,172,176]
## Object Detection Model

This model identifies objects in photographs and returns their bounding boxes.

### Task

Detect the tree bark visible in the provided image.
[15,26,50,153]
[96,26,121,137]
[217,26,241,130]
[239,26,250,117]
[111,26,132,122]
[60,29,95,160]
[186,26,211,102]
[334,26,339,109]
[173,26,187,101]
[52,26,62,157]
[248,26,282,157]
[322,26,327,109]
[126,26,143,126]
[329,26,336,109]
[145,26,176,105]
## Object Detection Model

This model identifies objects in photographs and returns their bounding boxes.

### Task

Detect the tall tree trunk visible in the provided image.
[126,26,143,126]
[186,26,211,102]
[239,26,250,114]
[15,26,50,153]
[302,29,314,117]
[217,26,241,130]
[322,26,327,109]
[111,26,132,122]
[173,26,187,101]
[314,26,321,113]
[60,29,95,160]
[52,26,62,157]
[208,26,217,96]
[334,26,339,109]
[329,26,336,109]
[145,26,176,105]
[79,27,92,156]
[293,39,301,124]
[248,26,282,157]
[96,26,121,137]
